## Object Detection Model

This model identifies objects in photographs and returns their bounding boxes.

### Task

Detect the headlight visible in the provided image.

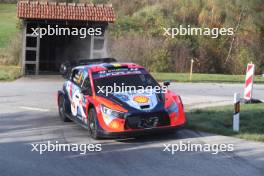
[101,105,124,125]
[167,101,178,114]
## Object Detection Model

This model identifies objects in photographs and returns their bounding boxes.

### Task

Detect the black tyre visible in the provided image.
[58,94,71,122]
[88,108,100,139]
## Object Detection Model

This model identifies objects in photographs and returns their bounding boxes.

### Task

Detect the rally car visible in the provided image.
[58,58,186,139]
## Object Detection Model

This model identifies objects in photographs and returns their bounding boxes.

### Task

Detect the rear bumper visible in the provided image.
[97,124,185,139]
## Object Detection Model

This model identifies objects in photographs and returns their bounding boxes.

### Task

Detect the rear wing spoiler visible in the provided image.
[60,58,117,78]
[78,58,117,65]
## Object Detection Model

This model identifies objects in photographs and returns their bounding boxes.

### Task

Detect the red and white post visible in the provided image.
[244,63,255,101]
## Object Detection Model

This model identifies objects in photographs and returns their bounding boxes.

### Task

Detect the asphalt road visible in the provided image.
[0,76,264,176]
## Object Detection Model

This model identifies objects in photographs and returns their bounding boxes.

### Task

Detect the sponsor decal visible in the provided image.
[133,95,149,104]
[93,68,147,79]
[115,94,129,102]
[112,63,122,67]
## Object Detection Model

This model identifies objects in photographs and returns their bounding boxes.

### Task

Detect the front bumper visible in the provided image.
[97,124,185,139]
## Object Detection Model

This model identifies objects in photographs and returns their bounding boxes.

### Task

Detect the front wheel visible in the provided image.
[88,108,100,139]
[58,94,71,122]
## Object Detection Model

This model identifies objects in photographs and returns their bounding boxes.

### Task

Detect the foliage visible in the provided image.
[105,0,264,74]
[1,1,264,74]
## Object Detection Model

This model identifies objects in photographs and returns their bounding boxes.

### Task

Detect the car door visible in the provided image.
[79,69,93,125]
[70,68,85,121]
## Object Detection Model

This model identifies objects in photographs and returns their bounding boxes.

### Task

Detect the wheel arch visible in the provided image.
[58,90,71,114]
[57,90,65,106]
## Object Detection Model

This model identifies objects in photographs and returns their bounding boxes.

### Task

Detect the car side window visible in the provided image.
[82,72,92,91]
[71,69,84,87]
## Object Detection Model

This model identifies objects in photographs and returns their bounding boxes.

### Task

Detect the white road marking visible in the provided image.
[19,106,50,112]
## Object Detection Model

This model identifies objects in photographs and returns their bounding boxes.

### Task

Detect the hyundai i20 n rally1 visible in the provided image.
[58,58,186,139]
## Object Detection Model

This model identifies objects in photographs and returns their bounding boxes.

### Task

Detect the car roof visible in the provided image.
[74,62,144,72]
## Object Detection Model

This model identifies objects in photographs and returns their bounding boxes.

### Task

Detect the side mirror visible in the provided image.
[163,81,171,87]
[60,62,71,79]
[81,88,92,96]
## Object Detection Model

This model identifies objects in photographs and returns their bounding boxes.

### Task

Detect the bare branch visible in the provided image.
[224,7,245,64]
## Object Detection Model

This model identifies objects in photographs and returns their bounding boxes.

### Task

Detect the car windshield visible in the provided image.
[92,68,159,94]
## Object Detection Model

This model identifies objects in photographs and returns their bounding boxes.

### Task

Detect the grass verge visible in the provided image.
[0,65,21,81]
[186,104,264,142]
[0,3,19,48]
[152,73,264,84]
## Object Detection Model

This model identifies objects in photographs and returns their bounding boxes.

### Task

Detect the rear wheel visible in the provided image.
[88,108,100,139]
[58,95,71,122]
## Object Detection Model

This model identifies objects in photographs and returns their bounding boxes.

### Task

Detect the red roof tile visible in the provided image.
[17,1,115,22]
